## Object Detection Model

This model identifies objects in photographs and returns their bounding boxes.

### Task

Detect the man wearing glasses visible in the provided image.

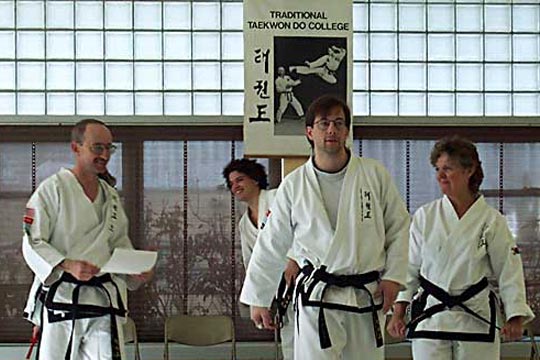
[22,119,151,360]
[241,95,410,359]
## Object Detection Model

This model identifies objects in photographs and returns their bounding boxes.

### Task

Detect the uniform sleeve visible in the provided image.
[488,215,535,323]
[378,164,410,289]
[396,209,424,302]
[22,182,65,285]
[240,183,294,307]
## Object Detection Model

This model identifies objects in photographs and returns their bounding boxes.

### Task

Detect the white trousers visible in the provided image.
[280,305,295,360]
[294,303,385,360]
[38,314,125,360]
[411,335,500,360]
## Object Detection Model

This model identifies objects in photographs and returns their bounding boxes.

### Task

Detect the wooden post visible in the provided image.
[282,157,309,177]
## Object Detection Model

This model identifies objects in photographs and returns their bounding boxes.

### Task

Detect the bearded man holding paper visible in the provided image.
[21,119,154,360]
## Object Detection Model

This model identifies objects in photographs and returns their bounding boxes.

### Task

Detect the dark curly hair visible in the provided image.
[222,158,268,190]
[430,135,484,194]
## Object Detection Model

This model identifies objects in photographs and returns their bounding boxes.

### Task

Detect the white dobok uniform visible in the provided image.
[240,156,410,360]
[22,168,138,360]
[275,75,303,123]
[238,189,295,360]
[396,195,535,360]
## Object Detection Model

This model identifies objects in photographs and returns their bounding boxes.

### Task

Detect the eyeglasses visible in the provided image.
[313,119,347,131]
[83,143,117,156]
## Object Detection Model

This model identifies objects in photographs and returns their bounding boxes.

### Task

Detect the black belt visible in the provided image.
[295,264,383,349]
[271,272,296,329]
[407,275,499,342]
[44,272,126,360]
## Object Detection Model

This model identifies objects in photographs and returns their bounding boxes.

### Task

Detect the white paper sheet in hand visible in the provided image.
[101,248,157,274]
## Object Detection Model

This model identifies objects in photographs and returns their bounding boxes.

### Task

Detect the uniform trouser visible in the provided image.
[411,334,500,360]
[280,305,295,360]
[276,94,304,122]
[38,313,125,360]
[294,303,385,360]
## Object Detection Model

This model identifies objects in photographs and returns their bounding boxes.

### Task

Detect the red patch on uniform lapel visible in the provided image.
[23,208,35,225]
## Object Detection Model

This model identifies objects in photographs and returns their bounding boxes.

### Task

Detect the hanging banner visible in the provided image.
[243,0,353,157]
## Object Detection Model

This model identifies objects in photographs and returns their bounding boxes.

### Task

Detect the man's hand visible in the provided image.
[375,279,401,313]
[130,269,154,283]
[386,302,408,340]
[59,259,99,281]
[501,316,524,342]
[251,306,275,330]
[284,259,300,288]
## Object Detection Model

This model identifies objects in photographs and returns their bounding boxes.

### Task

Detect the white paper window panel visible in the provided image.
[222,3,242,30]
[47,62,75,90]
[353,63,367,90]
[135,93,162,115]
[370,34,397,61]
[134,2,161,30]
[485,93,511,116]
[193,62,220,90]
[77,93,104,115]
[164,63,191,90]
[399,93,426,116]
[222,63,243,90]
[428,64,454,91]
[106,62,133,90]
[456,35,482,61]
[164,93,191,115]
[193,92,220,115]
[0,1,14,28]
[47,93,75,115]
[428,93,454,116]
[399,64,426,91]
[17,31,44,59]
[76,31,103,59]
[371,93,397,115]
[399,4,425,32]
[513,6,540,32]
[456,5,482,32]
[76,62,104,90]
[485,35,511,62]
[428,5,454,31]
[105,32,133,60]
[353,34,367,61]
[163,2,191,30]
[484,5,511,32]
[17,1,44,28]
[76,1,103,29]
[47,1,74,29]
[485,64,511,91]
[0,93,15,114]
[514,35,539,62]
[192,3,220,30]
[164,32,191,60]
[106,93,133,115]
[456,93,483,116]
[0,62,15,89]
[222,92,243,115]
[370,63,397,90]
[134,63,162,90]
[193,33,220,60]
[513,65,539,91]
[352,92,368,116]
[17,62,44,89]
[514,94,539,116]
[456,64,483,91]
[353,3,367,32]
[134,32,162,60]
[222,33,243,60]
[399,34,426,61]
[0,32,15,58]
[46,32,74,59]
[428,35,454,61]
[105,2,132,29]
[370,4,396,31]
[18,93,45,114]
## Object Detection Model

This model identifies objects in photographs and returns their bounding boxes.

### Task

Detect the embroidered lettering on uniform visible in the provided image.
[511,245,521,255]
[477,222,488,249]
[260,209,271,230]
[109,203,118,233]
[363,190,372,219]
